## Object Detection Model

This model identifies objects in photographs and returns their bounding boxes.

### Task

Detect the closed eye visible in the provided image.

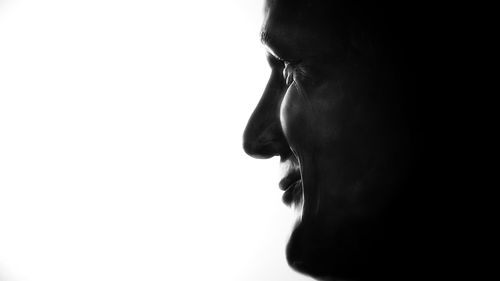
[283,59,307,86]
[283,62,294,86]
[266,52,305,87]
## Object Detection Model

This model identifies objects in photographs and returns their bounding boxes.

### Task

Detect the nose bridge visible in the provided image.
[243,71,288,159]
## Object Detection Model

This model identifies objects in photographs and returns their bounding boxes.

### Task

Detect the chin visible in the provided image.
[285,219,366,281]
[284,209,413,281]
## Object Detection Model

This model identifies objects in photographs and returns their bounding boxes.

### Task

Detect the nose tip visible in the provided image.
[243,141,270,159]
[242,124,274,159]
[243,137,276,159]
[243,120,288,159]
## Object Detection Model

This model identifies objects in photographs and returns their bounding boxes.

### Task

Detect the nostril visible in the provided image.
[243,139,279,159]
[243,120,291,159]
[243,140,265,159]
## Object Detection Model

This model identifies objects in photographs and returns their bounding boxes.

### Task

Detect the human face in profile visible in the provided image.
[243,1,417,280]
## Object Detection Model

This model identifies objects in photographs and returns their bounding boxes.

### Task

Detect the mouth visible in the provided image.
[279,168,302,206]
[282,179,302,206]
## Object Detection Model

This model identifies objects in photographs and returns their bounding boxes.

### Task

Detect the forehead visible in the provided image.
[262,0,317,37]
[261,0,344,60]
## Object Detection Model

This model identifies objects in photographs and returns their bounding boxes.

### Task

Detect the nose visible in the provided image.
[243,70,289,159]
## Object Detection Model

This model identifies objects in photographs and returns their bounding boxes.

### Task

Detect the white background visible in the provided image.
[0,0,311,280]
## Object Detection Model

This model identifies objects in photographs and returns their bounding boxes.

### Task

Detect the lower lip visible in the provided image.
[282,180,302,206]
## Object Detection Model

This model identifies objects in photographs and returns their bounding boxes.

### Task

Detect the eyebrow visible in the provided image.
[260,30,271,46]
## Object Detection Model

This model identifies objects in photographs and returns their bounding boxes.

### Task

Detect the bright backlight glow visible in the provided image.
[0,1,310,280]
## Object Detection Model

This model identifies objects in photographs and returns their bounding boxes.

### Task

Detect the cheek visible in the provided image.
[280,85,310,153]
[280,82,343,152]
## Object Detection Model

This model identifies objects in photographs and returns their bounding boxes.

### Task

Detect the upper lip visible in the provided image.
[279,170,301,191]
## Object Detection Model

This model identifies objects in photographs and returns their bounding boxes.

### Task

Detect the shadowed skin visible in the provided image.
[244,1,428,280]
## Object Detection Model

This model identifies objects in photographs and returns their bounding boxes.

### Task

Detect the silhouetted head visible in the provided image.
[244,1,424,280]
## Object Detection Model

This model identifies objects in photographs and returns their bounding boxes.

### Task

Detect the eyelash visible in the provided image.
[282,62,295,86]
[282,60,308,87]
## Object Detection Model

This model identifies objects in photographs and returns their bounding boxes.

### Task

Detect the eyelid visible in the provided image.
[266,51,287,69]
[283,62,294,86]
[283,60,311,87]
